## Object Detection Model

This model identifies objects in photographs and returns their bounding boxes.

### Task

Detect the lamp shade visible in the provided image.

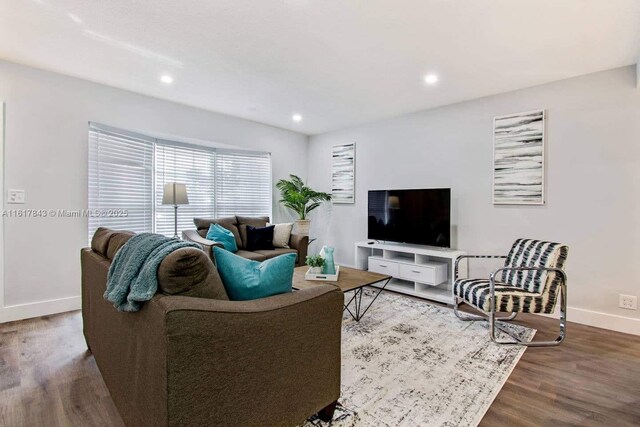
[388,195,400,209]
[162,182,189,205]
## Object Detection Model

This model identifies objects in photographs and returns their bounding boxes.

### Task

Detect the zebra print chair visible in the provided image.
[453,239,568,347]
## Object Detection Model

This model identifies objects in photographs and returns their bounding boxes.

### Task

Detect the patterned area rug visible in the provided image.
[303,290,535,427]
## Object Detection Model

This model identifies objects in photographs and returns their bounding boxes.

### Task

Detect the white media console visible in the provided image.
[354,241,468,305]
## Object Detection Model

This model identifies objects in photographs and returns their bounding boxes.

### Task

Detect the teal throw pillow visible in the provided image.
[206,224,238,253]
[213,247,295,301]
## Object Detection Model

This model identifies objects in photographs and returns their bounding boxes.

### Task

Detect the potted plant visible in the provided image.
[305,255,325,274]
[276,174,331,236]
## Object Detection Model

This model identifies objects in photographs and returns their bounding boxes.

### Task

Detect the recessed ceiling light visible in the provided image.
[424,74,439,84]
[292,114,302,122]
[160,75,173,84]
[67,13,83,24]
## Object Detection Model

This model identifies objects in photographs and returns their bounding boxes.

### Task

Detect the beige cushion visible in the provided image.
[237,216,269,248]
[268,222,293,248]
[194,217,242,249]
[157,247,229,300]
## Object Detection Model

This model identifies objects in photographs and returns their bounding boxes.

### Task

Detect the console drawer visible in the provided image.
[399,263,447,285]
[368,257,399,276]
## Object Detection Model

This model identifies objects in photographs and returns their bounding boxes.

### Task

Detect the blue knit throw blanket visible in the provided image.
[104,233,199,312]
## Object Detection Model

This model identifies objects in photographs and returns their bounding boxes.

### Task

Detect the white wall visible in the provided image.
[308,66,640,334]
[0,60,308,321]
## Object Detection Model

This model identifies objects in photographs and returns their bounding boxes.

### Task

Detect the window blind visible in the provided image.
[88,125,154,242]
[215,149,272,218]
[88,124,272,240]
[155,142,216,237]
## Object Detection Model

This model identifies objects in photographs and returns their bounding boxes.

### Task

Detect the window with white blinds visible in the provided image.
[88,123,272,240]
[88,125,154,242]
[215,150,272,218]
[155,142,216,237]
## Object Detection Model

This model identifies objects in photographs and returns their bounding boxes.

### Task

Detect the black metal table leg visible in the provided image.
[343,278,391,322]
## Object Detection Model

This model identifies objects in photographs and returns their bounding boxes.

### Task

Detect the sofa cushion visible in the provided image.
[213,247,295,301]
[255,248,298,261]
[268,222,293,248]
[91,227,116,256]
[234,250,267,262]
[91,227,135,260]
[106,231,136,259]
[206,224,238,252]
[194,217,242,248]
[237,216,269,248]
[157,247,229,300]
[245,225,275,251]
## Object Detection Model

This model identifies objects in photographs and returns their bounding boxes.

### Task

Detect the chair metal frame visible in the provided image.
[453,255,568,347]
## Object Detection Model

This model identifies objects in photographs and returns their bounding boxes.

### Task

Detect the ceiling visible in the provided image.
[1,0,639,135]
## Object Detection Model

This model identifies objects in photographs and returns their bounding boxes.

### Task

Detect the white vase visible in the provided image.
[309,266,323,274]
[295,219,311,236]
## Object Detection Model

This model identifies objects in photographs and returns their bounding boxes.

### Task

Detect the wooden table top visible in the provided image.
[293,265,391,292]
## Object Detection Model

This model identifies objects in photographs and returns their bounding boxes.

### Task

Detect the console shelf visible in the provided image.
[354,241,468,305]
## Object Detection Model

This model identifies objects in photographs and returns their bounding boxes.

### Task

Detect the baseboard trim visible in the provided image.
[344,262,640,336]
[0,296,81,323]
[470,306,640,336]
[567,306,640,336]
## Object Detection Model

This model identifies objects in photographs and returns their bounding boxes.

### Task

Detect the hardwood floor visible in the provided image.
[0,312,124,427]
[1,309,639,426]
[480,312,640,426]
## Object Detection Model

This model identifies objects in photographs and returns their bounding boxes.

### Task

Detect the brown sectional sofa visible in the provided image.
[81,228,342,427]
[182,215,308,266]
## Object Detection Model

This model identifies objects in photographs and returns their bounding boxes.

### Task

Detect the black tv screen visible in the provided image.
[368,188,451,247]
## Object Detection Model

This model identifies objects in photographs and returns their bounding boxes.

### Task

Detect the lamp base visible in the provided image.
[173,205,179,239]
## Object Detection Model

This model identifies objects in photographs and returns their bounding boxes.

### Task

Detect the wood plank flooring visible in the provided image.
[480,312,640,426]
[1,309,639,426]
[0,312,124,427]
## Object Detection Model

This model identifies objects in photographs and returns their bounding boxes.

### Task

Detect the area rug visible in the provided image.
[303,290,535,427]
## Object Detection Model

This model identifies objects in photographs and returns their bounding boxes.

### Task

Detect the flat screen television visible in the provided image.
[368,188,451,247]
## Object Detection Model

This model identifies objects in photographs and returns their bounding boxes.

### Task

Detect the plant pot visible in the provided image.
[308,266,323,274]
[294,219,311,236]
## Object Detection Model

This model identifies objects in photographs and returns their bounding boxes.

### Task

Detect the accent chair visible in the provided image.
[453,238,569,347]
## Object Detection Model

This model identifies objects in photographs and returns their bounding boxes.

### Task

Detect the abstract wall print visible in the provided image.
[493,109,545,205]
[331,142,356,204]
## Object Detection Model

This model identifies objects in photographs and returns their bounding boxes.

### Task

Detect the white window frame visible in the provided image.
[88,123,272,240]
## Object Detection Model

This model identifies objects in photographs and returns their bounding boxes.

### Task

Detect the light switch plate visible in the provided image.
[8,189,25,204]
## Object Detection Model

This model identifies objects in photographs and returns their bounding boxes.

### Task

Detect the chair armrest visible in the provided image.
[181,229,222,261]
[289,233,309,266]
[154,286,343,426]
[454,255,507,280]
[489,266,567,285]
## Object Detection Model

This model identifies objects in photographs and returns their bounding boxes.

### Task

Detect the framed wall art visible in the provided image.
[493,109,545,205]
[331,142,356,204]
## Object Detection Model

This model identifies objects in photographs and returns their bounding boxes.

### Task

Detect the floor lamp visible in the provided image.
[162,182,189,238]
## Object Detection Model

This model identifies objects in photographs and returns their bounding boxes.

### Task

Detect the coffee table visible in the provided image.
[293,266,392,321]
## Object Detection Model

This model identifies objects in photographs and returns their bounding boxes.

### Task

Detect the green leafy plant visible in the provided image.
[276,174,332,220]
[305,255,325,268]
